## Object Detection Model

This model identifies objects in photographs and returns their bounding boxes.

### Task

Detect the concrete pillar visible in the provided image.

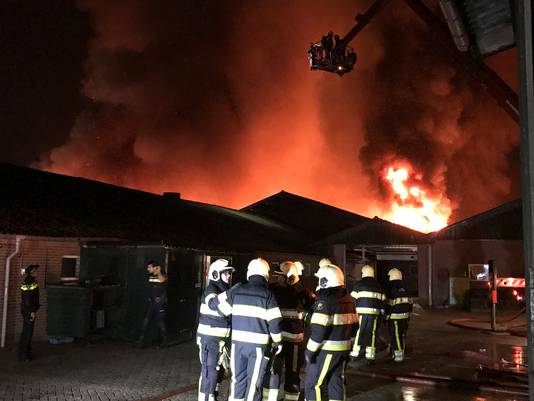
[332,244,346,270]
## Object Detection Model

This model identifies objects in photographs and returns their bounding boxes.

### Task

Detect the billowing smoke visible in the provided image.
[38,0,519,225]
[356,5,519,222]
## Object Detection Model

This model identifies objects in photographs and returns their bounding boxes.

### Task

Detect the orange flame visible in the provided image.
[382,165,451,233]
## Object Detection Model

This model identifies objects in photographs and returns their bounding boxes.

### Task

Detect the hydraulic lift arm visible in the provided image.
[309,0,519,124]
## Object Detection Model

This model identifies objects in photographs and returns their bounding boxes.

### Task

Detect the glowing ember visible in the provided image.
[382,165,451,233]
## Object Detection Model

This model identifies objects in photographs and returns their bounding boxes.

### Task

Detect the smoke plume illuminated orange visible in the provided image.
[382,164,452,233]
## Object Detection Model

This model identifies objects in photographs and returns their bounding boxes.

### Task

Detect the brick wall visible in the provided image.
[0,235,80,345]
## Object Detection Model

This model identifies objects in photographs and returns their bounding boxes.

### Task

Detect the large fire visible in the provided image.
[381,164,452,233]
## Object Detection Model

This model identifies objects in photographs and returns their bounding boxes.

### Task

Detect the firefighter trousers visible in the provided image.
[198,338,227,401]
[350,314,379,360]
[388,318,409,362]
[230,342,270,401]
[18,312,35,360]
[262,341,303,401]
[304,350,348,401]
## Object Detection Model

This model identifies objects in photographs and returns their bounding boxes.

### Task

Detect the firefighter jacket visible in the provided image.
[20,275,39,315]
[211,275,283,346]
[306,287,357,355]
[148,275,167,304]
[385,279,413,320]
[270,283,315,343]
[350,277,385,316]
[197,279,232,340]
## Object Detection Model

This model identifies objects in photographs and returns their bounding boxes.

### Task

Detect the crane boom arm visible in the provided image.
[337,0,518,124]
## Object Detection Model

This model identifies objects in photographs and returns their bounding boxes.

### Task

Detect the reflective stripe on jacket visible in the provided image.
[350,277,385,315]
[306,287,357,353]
[197,281,231,340]
[385,280,413,320]
[212,275,283,345]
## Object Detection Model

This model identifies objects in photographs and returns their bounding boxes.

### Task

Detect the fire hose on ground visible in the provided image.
[447,307,526,336]
[346,367,529,397]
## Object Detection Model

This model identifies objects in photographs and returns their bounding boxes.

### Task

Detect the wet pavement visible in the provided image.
[0,308,528,401]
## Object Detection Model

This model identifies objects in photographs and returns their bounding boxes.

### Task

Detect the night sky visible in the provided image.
[1,0,520,225]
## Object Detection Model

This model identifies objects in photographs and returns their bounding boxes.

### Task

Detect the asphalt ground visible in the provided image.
[0,308,528,401]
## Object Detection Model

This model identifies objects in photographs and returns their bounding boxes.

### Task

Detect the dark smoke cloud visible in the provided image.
[354,5,519,221]
[38,0,519,224]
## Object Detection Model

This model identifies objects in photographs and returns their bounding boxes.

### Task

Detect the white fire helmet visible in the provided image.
[315,264,345,289]
[319,258,332,268]
[361,265,375,278]
[293,261,304,276]
[280,261,300,284]
[247,258,270,280]
[208,259,235,281]
[388,268,403,281]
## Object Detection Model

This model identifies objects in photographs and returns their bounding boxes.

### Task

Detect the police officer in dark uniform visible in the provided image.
[211,258,283,401]
[304,264,357,401]
[197,259,235,401]
[263,262,315,401]
[385,268,413,363]
[18,264,40,362]
[137,260,168,348]
[350,265,385,363]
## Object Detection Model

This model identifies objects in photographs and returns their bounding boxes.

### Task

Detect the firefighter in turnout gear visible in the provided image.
[18,264,40,362]
[350,265,385,363]
[304,264,357,401]
[210,258,283,401]
[197,259,235,401]
[385,268,412,363]
[137,260,168,348]
[263,262,315,401]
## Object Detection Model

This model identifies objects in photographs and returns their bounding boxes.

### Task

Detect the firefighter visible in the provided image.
[304,264,357,401]
[18,264,40,362]
[321,31,334,61]
[349,265,385,363]
[197,259,235,401]
[263,262,315,401]
[137,260,168,348]
[385,268,413,363]
[210,258,283,401]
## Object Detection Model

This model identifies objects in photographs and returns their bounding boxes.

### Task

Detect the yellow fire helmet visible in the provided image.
[247,258,270,280]
[293,261,305,276]
[319,258,332,268]
[387,268,403,281]
[361,265,375,278]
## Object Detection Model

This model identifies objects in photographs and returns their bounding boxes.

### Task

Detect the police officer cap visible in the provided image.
[25,264,39,275]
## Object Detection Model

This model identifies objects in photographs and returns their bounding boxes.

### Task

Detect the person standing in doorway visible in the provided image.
[18,264,40,362]
[137,260,168,348]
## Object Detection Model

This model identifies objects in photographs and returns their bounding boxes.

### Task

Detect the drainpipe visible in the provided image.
[1,237,22,348]
[428,243,433,307]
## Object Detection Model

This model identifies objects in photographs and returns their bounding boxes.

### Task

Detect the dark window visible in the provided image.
[61,257,79,277]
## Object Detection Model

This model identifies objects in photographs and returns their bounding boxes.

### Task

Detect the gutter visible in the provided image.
[1,237,22,348]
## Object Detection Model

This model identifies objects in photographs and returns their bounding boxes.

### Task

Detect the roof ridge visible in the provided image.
[242,189,370,219]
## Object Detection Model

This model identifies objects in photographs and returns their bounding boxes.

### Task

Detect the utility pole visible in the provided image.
[517,0,534,399]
